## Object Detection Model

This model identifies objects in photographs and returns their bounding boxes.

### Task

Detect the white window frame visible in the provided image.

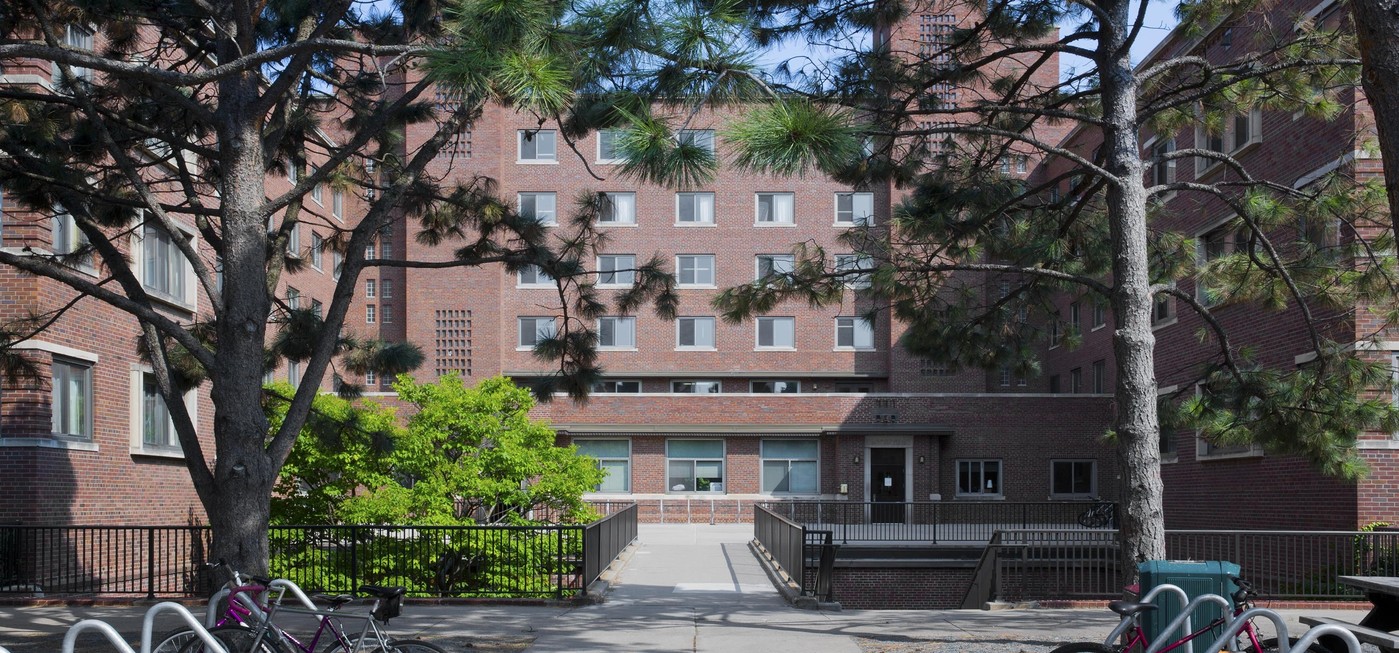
[591,380,642,394]
[309,165,323,204]
[1196,218,1251,306]
[835,317,875,350]
[666,439,726,493]
[519,192,558,226]
[518,129,558,163]
[755,254,795,280]
[51,206,92,269]
[676,317,717,350]
[761,439,819,494]
[597,316,637,350]
[51,357,93,441]
[517,264,555,288]
[956,459,1003,498]
[676,254,716,288]
[518,316,558,349]
[366,304,376,324]
[310,232,324,270]
[1144,136,1177,195]
[755,192,795,225]
[576,439,631,493]
[130,368,196,457]
[755,316,796,350]
[597,254,637,287]
[678,129,716,155]
[1196,106,1263,175]
[596,129,624,164]
[366,279,376,298]
[53,24,95,83]
[676,192,716,226]
[1049,459,1096,499]
[834,192,875,226]
[332,190,344,220]
[834,254,873,289]
[381,279,393,300]
[751,380,800,393]
[136,219,195,308]
[598,192,637,225]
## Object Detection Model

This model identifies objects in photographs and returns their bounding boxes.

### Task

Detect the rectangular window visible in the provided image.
[519,129,557,162]
[364,242,375,260]
[381,279,393,300]
[1197,222,1251,305]
[1196,107,1262,174]
[520,192,557,225]
[310,233,324,270]
[311,300,322,320]
[1092,360,1106,393]
[51,209,87,258]
[1050,375,1061,393]
[598,254,636,286]
[752,380,800,393]
[309,166,323,204]
[835,192,875,226]
[598,316,637,349]
[142,374,178,450]
[672,380,721,394]
[1070,367,1083,393]
[1149,138,1176,188]
[1051,460,1095,498]
[332,251,343,280]
[518,317,557,348]
[756,317,796,349]
[756,254,795,279]
[366,279,376,298]
[366,304,376,324]
[591,380,641,393]
[51,358,92,440]
[332,190,344,220]
[365,370,376,385]
[597,129,624,163]
[677,317,716,349]
[54,25,94,83]
[286,223,301,258]
[667,440,725,492]
[834,254,873,288]
[288,360,301,388]
[762,439,818,494]
[1069,302,1080,334]
[381,304,393,324]
[999,366,1011,387]
[678,129,716,155]
[142,224,188,301]
[677,254,715,287]
[599,192,636,225]
[1153,293,1175,325]
[835,317,875,349]
[1093,302,1106,329]
[576,439,631,492]
[957,459,1002,497]
[518,264,554,287]
[286,287,300,310]
[676,192,716,225]
[756,193,795,225]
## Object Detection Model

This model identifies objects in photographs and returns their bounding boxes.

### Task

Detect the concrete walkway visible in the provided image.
[0,524,1373,652]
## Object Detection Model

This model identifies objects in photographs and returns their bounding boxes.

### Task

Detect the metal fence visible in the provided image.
[761,500,1104,543]
[0,510,638,599]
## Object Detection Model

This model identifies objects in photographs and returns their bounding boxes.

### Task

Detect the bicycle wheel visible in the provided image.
[1078,509,1110,528]
[176,624,285,653]
[1047,643,1115,653]
[152,628,197,653]
[374,639,449,653]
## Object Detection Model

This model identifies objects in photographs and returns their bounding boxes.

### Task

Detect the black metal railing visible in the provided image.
[763,501,1105,543]
[0,516,638,599]
[582,503,638,592]
[754,504,805,591]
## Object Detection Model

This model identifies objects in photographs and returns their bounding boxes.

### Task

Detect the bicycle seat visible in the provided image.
[359,585,407,599]
[1107,600,1159,617]
[312,593,356,607]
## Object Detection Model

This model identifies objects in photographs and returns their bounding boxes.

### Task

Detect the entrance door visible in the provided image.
[869,447,906,524]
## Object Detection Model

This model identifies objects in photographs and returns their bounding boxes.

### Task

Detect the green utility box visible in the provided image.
[1137,560,1240,653]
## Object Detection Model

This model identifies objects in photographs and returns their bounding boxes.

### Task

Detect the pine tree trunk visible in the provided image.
[1352,0,1399,242]
[1099,0,1168,576]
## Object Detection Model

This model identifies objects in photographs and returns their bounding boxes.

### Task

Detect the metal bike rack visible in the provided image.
[61,602,228,653]
[205,577,323,628]
[1104,583,1192,647]
[1145,592,1234,653]
[1198,607,1362,653]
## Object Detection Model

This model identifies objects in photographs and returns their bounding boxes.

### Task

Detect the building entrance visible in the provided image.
[869,447,907,524]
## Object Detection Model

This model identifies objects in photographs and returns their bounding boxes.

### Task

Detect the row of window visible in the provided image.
[518,316,876,351]
[518,254,872,289]
[517,191,874,227]
[48,358,185,452]
[519,129,718,165]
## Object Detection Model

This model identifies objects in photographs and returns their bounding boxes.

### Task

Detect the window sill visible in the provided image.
[676,347,717,352]
[954,494,1005,500]
[1090,324,1106,332]
[596,222,638,228]
[1151,317,1178,331]
[833,222,874,228]
[1160,453,1179,465]
[516,160,559,165]
[147,290,196,315]
[1197,447,1264,461]
[598,347,639,352]
[677,285,717,290]
[516,284,556,290]
[675,222,717,227]
[0,438,98,451]
[595,159,622,165]
[754,222,797,227]
[131,446,184,460]
[833,347,877,352]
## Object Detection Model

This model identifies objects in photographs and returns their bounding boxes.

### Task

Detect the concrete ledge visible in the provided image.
[580,537,641,604]
[748,539,841,611]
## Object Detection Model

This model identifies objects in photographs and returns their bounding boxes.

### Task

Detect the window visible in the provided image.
[381,304,393,324]
[677,192,715,225]
[310,233,324,270]
[756,254,795,279]
[311,300,322,320]
[1069,302,1081,334]
[309,166,323,204]
[1051,460,1095,498]
[1197,222,1251,305]
[1148,138,1176,188]
[1050,375,1061,393]
[51,358,92,440]
[141,374,179,450]
[667,440,724,492]
[286,223,301,258]
[53,25,94,83]
[332,251,343,280]
[518,264,554,287]
[678,129,716,155]
[677,255,715,287]
[366,279,376,298]
[332,190,344,220]
[1153,292,1176,326]
[518,129,557,162]
[142,224,188,301]
[999,366,1011,387]
[380,279,393,300]
[366,304,376,324]
[835,317,874,349]
[518,317,557,348]
[752,380,800,393]
[1070,367,1083,393]
[1091,360,1107,393]
[1196,107,1262,174]
[921,358,950,376]
[599,193,636,225]
[1050,311,1062,348]
[835,254,873,288]
[1196,382,1259,457]
[677,317,716,349]
[597,129,623,163]
[672,380,721,394]
[1093,302,1106,329]
[591,380,641,393]
[365,370,376,385]
[957,460,1002,497]
[51,209,87,258]
[835,192,875,226]
[756,317,796,349]
[577,440,631,492]
[286,287,301,310]
[288,360,301,388]
[598,254,636,286]
[756,193,795,225]
[288,163,298,185]
[598,316,637,349]
[762,440,818,494]
[364,242,375,260]
[520,192,557,225]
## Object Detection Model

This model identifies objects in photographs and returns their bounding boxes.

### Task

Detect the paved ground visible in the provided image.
[0,524,1373,652]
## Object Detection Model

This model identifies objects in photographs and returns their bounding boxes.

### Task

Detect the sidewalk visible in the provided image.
[0,524,1372,652]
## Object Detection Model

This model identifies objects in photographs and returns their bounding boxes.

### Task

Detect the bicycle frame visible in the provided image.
[1118,609,1264,653]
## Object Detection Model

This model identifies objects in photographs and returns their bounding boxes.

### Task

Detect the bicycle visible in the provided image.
[1077,497,1116,528]
[1047,575,1328,653]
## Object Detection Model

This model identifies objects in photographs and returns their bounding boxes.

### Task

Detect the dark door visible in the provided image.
[869,447,906,524]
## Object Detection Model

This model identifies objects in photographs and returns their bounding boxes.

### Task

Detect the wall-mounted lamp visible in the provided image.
[853,454,862,464]
[918,455,926,464]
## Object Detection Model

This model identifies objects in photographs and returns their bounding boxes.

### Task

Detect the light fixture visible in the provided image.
[853,454,862,464]
[918,455,926,464]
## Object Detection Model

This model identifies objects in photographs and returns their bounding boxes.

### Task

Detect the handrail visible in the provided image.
[1103,583,1191,646]
[62,602,228,653]
[1198,608,1361,653]
[1145,592,1233,653]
